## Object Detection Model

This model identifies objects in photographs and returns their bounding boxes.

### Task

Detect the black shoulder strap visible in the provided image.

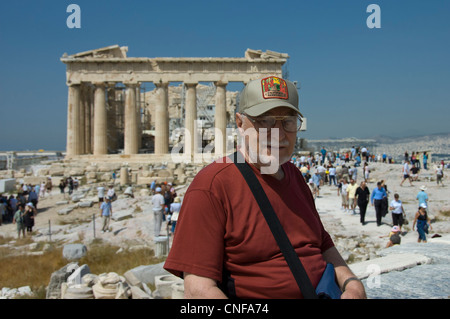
[230,152,318,299]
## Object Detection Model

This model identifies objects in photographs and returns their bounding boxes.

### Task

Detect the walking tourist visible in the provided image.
[338,179,349,212]
[416,186,428,209]
[413,204,432,243]
[380,180,389,218]
[151,187,165,237]
[355,181,370,225]
[13,204,26,238]
[23,202,36,234]
[400,160,413,186]
[39,181,46,198]
[67,177,74,195]
[45,177,52,196]
[28,187,38,209]
[423,152,428,170]
[59,179,66,196]
[363,162,370,182]
[169,197,181,234]
[320,146,327,165]
[34,183,40,201]
[347,179,358,214]
[7,195,17,223]
[436,165,444,186]
[328,165,337,186]
[389,194,405,231]
[100,197,112,233]
[311,170,322,198]
[150,180,157,195]
[107,185,116,201]
[97,184,105,207]
[371,182,387,226]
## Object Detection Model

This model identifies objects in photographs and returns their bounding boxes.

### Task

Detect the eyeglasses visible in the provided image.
[243,113,303,133]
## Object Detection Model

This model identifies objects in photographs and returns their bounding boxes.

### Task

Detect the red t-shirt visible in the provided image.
[164,157,334,298]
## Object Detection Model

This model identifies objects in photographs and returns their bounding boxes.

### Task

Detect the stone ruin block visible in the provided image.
[154,274,184,299]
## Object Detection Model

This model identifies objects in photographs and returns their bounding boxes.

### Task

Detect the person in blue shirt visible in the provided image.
[311,171,322,198]
[423,152,428,170]
[355,155,361,166]
[416,186,428,208]
[371,182,387,226]
[150,179,157,195]
[100,197,113,233]
[320,147,327,165]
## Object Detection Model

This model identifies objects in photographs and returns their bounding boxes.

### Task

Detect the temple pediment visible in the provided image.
[62,44,128,59]
[245,48,289,60]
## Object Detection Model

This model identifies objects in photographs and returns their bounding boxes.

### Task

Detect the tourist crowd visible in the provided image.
[292,145,445,246]
[0,178,52,237]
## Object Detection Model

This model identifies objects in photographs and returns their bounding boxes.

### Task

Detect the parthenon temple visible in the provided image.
[61,45,290,162]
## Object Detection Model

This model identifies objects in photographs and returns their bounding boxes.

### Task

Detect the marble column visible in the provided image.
[214,81,228,157]
[79,84,88,155]
[66,83,81,157]
[93,82,108,155]
[84,85,93,154]
[154,82,169,154]
[107,84,118,152]
[185,82,198,156]
[136,85,142,149]
[124,82,139,155]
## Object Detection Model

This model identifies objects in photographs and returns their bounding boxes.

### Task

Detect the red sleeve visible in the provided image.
[164,189,226,282]
[320,226,335,253]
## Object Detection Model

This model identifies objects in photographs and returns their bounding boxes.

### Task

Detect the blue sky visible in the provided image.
[0,0,449,151]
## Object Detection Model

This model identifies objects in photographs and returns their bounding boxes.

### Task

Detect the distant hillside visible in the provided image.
[371,132,450,159]
[306,132,450,160]
[371,132,450,145]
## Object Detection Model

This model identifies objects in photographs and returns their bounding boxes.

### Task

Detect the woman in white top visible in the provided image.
[436,165,444,186]
[364,162,370,182]
[389,193,405,231]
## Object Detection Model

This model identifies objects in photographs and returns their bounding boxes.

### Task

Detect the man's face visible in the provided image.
[236,107,297,172]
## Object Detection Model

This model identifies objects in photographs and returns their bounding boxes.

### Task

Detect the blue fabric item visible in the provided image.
[316,263,342,299]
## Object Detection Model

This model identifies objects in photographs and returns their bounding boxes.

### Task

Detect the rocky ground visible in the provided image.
[0,159,449,299]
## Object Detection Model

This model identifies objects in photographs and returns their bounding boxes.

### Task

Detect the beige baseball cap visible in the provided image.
[238,76,303,117]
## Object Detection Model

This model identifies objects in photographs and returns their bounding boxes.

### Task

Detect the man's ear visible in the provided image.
[235,113,245,136]
[235,112,243,128]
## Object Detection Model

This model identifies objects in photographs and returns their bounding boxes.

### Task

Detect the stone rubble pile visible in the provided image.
[0,286,33,299]
[46,260,184,300]
[34,160,205,187]
[22,243,185,300]
[0,158,205,202]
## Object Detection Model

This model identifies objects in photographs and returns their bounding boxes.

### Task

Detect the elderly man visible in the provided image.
[164,76,366,299]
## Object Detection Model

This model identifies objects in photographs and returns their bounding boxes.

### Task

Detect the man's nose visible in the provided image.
[272,120,286,138]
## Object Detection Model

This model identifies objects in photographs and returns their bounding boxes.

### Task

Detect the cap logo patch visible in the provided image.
[261,76,289,100]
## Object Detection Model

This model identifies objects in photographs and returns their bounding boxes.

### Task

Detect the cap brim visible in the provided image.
[243,100,303,118]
